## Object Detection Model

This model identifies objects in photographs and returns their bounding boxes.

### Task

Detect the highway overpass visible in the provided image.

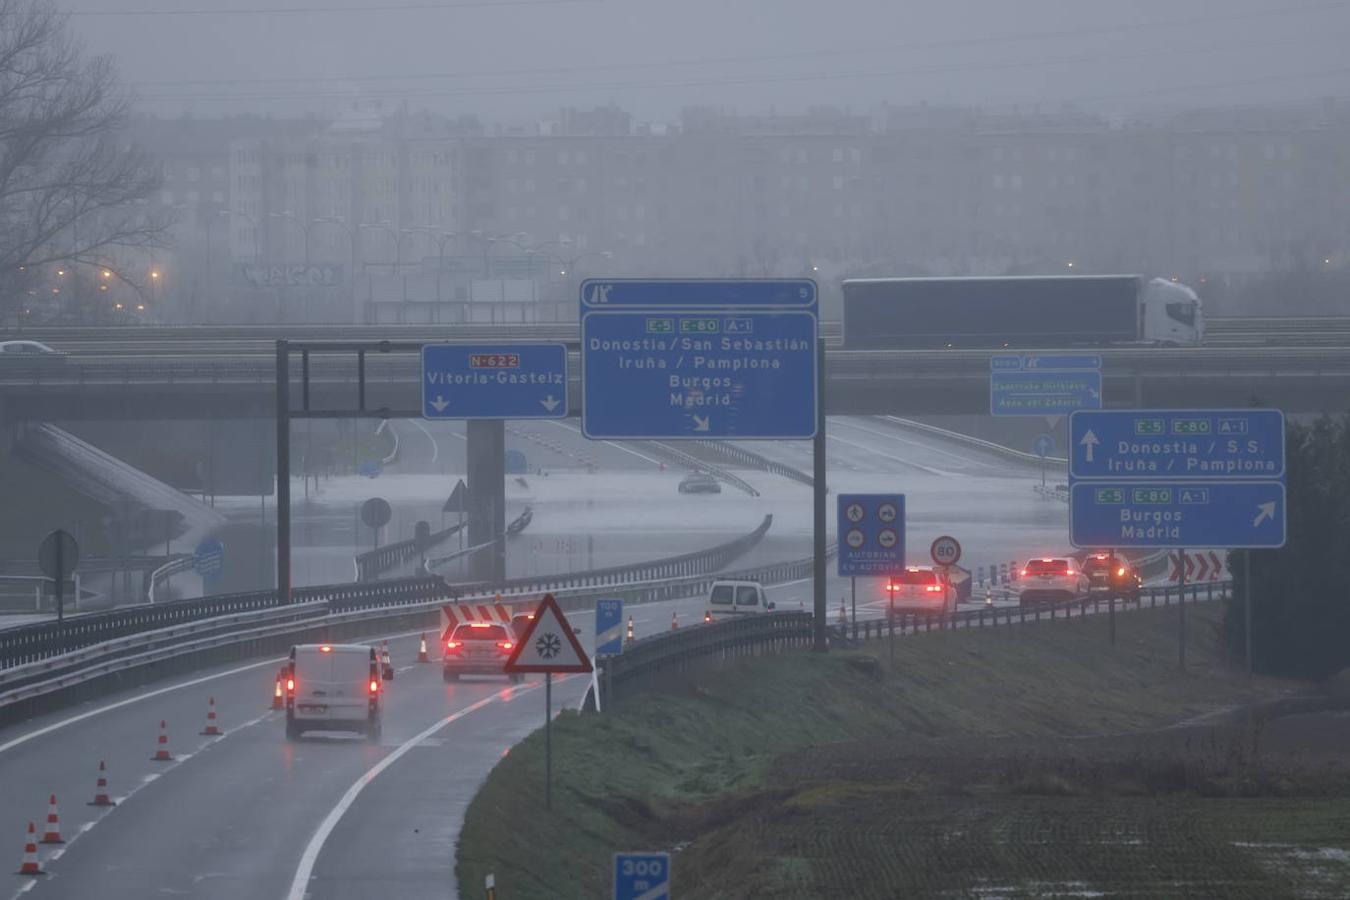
[1,345,1347,420]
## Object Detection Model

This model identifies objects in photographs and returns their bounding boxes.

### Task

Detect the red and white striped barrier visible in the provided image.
[1169,550,1228,583]
[439,601,522,644]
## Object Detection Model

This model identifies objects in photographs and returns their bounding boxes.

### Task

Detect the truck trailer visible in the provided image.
[841,275,1203,349]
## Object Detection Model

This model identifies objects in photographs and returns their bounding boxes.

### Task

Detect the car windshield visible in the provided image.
[710,585,735,605]
[452,624,508,642]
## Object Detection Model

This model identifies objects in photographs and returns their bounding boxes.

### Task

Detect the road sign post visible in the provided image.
[504,594,593,810]
[38,530,79,625]
[421,344,568,420]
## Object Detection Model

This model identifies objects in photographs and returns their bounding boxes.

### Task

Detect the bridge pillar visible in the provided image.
[466,420,506,583]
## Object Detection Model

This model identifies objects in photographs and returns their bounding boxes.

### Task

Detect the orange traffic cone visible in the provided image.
[272,671,285,710]
[670,612,678,631]
[417,634,429,663]
[151,720,172,762]
[199,696,222,736]
[625,616,635,644]
[15,822,42,876]
[39,795,63,844]
[381,642,394,681]
[88,760,115,807]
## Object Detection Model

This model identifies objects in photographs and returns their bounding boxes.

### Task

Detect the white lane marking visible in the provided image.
[837,417,976,466]
[285,676,575,900]
[827,431,950,477]
[0,629,428,757]
[547,420,664,467]
[404,419,440,465]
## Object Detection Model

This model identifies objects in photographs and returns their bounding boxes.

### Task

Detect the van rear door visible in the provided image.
[294,646,369,723]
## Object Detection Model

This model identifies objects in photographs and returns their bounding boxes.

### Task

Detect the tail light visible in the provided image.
[1117,567,1126,576]
[1065,569,1076,576]
[285,677,295,693]
[924,585,942,593]
[886,582,899,592]
[446,640,460,650]
[703,612,712,623]
[1020,570,1029,578]
[497,641,513,651]
[369,680,379,694]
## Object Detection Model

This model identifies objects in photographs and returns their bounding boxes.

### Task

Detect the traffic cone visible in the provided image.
[272,672,285,710]
[15,822,42,876]
[417,634,430,663]
[670,612,678,631]
[39,795,63,844]
[151,720,172,761]
[199,696,222,736]
[88,760,116,807]
[381,643,394,680]
[625,616,635,643]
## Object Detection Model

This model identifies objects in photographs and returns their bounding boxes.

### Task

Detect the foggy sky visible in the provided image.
[66,0,1350,123]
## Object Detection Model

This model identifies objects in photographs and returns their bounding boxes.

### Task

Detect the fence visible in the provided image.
[692,440,816,488]
[353,522,466,582]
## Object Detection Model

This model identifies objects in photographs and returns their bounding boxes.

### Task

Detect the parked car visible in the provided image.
[0,340,65,361]
[1016,558,1090,606]
[678,471,721,494]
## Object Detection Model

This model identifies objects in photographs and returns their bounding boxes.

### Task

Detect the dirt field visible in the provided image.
[457,601,1350,899]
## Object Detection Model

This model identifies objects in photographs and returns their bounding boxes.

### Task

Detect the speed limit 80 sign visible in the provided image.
[930,535,961,567]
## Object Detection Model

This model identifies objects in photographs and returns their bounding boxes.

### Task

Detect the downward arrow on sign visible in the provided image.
[430,396,449,413]
[540,395,560,413]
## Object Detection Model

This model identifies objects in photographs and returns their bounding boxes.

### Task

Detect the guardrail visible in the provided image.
[145,555,195,603]
[354,522,465,582]
[0,576,83,613]
[694,440,816,488]
[600,612,814,706]
[880,416,1069,468]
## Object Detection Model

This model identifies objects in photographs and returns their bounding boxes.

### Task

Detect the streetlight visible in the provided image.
[402,227,459,313]
[149,267,160,309]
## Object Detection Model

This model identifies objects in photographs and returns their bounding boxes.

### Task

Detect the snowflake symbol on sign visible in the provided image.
[535,632,561,660]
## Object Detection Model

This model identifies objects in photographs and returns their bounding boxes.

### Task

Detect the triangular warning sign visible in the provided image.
[443,479,468,513]
[504,594,593,674]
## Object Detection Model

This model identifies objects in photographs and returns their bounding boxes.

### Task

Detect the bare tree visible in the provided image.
[0,0,167,320]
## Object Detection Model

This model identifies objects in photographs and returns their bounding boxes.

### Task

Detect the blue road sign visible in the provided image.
[991,371,1102,416]
[193,538,224,579]
[580,279,818,439]
[584,278,815,309]
[1032,434,1056,458]
[1069,409,1286,480]
[1070,481,1287,549]
[992,354,1102,372]
[837,493,905,577]
[421,343,567,420]
[614,852,670,900]
[595,599,624,657]
[357,461,381,478]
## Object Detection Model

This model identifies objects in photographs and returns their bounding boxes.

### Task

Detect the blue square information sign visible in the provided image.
[421,343,567,420]
[595,599,623,657]
[614,852,670,900]
[1068,409,1286,549]
[581,279,818,440]
[837,493,905,577]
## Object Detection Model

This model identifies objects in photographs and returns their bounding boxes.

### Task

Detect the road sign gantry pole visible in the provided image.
[813,336,827,652]
[276,340,291,603]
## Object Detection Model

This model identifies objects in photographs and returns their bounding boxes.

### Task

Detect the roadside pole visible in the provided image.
[1177,546,1186,672]
[544,672,552,811]
[888,591,895,669]
[812,337,827,653]
[850,577,856,640]
[1107,548,1116,647]
[1244,551,1253,680]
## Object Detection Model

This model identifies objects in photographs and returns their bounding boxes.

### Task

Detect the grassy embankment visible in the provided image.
[458,602,1350,899]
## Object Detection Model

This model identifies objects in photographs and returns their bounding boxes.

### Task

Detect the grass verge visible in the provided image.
[456,601,1350,899]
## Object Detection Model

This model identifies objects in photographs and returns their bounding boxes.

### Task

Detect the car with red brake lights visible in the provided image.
[1081,554,1143,602]
[443,622,522,684]
[885,567,955,615]
[284,643,382,742]
[1017,558,1090,606]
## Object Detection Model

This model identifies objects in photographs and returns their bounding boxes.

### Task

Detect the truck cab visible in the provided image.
[1139,278,1204,346]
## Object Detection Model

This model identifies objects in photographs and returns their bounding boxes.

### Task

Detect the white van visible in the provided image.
[285,643,382,742]
[705,579,776,622]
